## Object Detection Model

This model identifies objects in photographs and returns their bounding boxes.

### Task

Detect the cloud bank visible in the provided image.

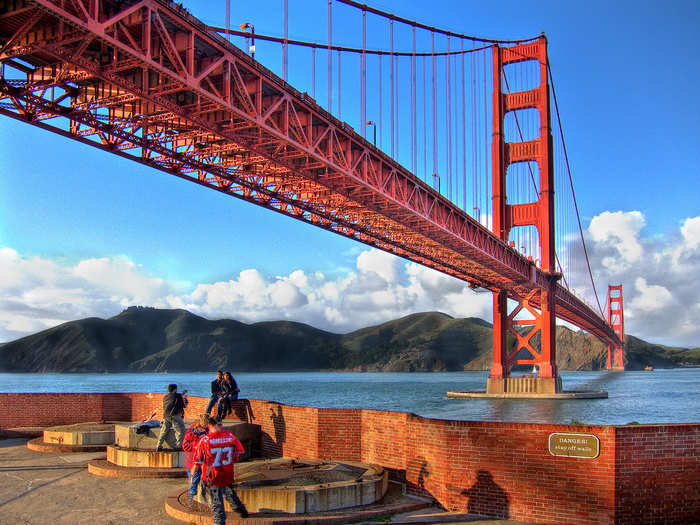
[1,211,699,346]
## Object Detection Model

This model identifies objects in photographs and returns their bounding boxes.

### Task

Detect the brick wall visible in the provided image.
[0,393,696,524]
[615,425,700,524]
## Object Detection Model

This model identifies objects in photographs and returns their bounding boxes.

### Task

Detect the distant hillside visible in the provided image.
[0,306,697,373]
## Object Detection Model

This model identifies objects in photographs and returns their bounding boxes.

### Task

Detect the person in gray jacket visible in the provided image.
[156,383,187,451]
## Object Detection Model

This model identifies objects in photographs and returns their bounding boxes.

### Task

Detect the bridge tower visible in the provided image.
[606,285,625,370]
[487,36,562,395]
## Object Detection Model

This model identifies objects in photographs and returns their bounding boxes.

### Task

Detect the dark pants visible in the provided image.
[204,485,248,524]
[216,393,238,421]
[205,395,219,416]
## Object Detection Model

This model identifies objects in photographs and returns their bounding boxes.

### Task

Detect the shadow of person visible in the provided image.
[406,455,432,498]
[269,405,286,446]
[231,398,255,422]
[461,470,510,519]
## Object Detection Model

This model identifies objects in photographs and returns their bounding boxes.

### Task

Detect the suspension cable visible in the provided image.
[209,27,492,57]
[335,0,540,44]
[548,62,604,317]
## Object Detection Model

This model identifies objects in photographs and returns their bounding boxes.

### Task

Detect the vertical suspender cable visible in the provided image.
[411,25,416,174]
[483,49,489,229]
[283,0,288,81]
[361,8,366,138]
[390,20,395,158]
[446,36,451,201]
[431,32,437,187]
[225,0,230,42]
[337,49,341,118]
[461,39,466,211]
[395,52,399,159]
[378,54,382,150]
[471,44,477,220]
[312,48,316,98]
[422,55,427,182]
[327,0,332,112]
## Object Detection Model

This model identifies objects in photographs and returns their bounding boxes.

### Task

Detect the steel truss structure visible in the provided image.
[0,0,620,347]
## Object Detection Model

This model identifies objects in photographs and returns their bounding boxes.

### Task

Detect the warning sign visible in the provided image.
[548,433,600,459]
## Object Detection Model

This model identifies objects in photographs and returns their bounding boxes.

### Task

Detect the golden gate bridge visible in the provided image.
[0,0,625,394]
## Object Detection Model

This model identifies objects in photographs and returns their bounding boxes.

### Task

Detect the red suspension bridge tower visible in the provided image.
[488,37,561,394]
[606,285,625,370]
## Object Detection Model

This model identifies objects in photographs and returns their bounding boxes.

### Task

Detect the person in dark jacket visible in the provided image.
[216,372,240,422]
[156,383,187,451]
[205,370,224,416]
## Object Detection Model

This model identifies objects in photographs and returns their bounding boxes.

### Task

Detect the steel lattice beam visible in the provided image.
[0,0,620,345]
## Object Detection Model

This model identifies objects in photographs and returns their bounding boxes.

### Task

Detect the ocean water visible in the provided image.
[1,369,698,426]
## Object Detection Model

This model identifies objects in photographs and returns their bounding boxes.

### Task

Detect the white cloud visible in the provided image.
[0,246,492,342]
[571,211,700,346]
[2,210,700,347]
[629,277,673,313]
[588,211,645,271]
[680,217,700,250]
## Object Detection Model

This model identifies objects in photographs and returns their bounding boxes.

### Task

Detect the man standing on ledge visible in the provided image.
[206,370,224,417]
[156,383,187,451]
[197,416,249,522]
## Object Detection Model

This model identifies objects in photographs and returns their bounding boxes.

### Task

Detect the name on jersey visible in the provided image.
[208,437,232,445]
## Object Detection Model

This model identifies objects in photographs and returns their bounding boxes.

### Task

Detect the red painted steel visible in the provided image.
[0,0,620,347]
[490,37,559,379]
[606,284,625,370]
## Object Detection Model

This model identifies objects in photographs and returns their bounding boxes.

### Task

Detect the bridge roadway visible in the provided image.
[0,0,619,345]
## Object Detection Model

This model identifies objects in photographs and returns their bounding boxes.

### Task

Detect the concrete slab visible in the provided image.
[446,390,608,399]
[113,419,260,460]
[43,422,118,446]
[0,437,182,524]
[166,481,430,524]
[194,458,388,514]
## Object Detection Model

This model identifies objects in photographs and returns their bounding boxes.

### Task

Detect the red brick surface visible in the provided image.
[0,393,696,524]
[614,425,699,524]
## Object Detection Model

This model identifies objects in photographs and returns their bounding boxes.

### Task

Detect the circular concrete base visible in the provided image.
[88,459,187,478]
[165,486,429,525]
[220,458,388,514]
[27,436,109,453]
[43,422,117,446]
[107,445,185,468]
[446,390,608,399]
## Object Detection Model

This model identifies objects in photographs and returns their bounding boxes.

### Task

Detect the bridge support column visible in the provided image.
[606,284,625,370]
[486,284,562,395]
[486,36,564,396]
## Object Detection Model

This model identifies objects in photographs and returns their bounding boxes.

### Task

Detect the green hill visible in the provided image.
[0,306,696,372]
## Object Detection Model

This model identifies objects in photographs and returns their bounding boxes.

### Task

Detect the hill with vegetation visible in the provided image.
[0,307,697,372]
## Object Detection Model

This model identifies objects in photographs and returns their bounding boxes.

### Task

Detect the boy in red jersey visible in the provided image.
[196,416,249,522]
[182,414,209,503]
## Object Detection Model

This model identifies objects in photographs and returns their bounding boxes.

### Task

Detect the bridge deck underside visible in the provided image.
[0,0,619,345]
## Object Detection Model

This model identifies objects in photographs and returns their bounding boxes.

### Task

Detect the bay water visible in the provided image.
[1,369,698,425]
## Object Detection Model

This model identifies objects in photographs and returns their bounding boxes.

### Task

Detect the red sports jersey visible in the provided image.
[196,429,244,487]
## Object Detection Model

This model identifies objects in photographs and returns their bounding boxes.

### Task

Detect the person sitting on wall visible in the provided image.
[156,383,187,451]
[183,414,210,505]
[205,370,224,417]
[196,415,249,522]
[216,371,240,422]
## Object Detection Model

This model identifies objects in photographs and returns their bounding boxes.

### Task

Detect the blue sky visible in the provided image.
[1,0,699,345]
